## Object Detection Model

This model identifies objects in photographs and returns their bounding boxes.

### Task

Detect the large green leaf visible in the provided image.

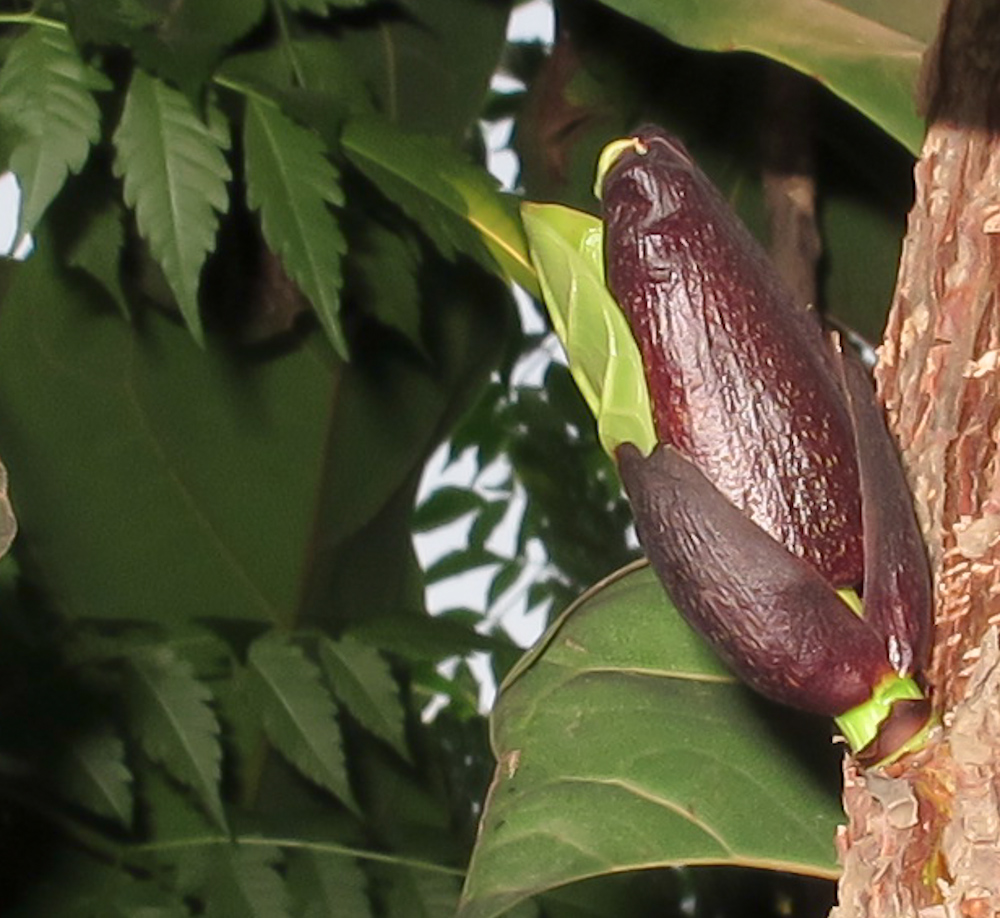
[247,634,357,812]
[342,116,537,297]
[459,563,842,918]
[113,69,232,344]
[0,25,110,238]
[0,230,510,632]
[126,646,226,830]
[243,97,347,357]
[595,0,931,153]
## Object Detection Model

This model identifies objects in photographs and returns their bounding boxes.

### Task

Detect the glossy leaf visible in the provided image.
[126,646,226,830]
[320,635,409,759]
[520,202,656,457]
[243,97,347,356]
[459,564,842,918]
[342,116,538,296]
[595,0,930,153]
[0,26,110,238]
[247,634,357,812]
[113,69,231,343]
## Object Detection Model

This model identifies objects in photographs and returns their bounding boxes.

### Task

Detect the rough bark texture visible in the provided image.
[832,0,1000,914]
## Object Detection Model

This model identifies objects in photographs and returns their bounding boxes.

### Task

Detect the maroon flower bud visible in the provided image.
[598,127,932,756]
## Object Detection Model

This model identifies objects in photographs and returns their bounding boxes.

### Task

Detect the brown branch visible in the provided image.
[833,1,1000,914]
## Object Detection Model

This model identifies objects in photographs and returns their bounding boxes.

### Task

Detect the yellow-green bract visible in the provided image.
[520,202,657,458]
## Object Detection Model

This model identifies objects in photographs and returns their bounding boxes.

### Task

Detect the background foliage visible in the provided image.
[0,0,934,916]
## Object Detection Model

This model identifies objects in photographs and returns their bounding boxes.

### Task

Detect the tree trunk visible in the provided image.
[832,1,1000,914]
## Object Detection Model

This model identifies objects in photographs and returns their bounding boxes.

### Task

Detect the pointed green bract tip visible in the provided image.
[593,137,646,201]
[520,202,657,458]
[837,588,864,619]
[834,674,931,762]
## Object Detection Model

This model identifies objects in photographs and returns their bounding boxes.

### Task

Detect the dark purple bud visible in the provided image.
[599,126,933,736]
[602,127,862,589]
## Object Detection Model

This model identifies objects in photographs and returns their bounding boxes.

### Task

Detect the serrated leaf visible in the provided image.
[520,202,657,458]
[243,97,347,356]
[113,69,231,343]
[247,634,357,811]
[0,26,110,239]
[182,844,292,918]
[459,564,843,918]
[341,116,537,296]
[382,865,460,918]
[413,486,484,531]
[126,646,225,830]
[353,223,423,347]
[286,850,373,918]
[67,198,129,318]
[596,0,931,153]
[61,729,133,826]
[319,635,408,759]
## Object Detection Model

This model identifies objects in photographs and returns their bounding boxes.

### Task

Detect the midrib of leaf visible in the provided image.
[244,98,346,356]
[133,834,465,877]
[131,652,224,828]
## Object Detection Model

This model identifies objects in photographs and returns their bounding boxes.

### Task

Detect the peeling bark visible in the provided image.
[833,0,1000,913]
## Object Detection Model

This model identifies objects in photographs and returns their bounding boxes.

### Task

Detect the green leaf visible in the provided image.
[595,0,931,153]
[319,635,408,759]
[126,646,226,830]
[487,561,521,608]
[413,487,484,531]
[286,850,373,918]
[341,116,538,296]
[0,227,509,632]
[352,224,423,348]
[282,0,374,11]
[243,97,347,357]
[424,548,503,584]
[113,69,231,344]
[459,564,842,918]
[381,866,461,918]
[0,26,110,238]
[66,198,129,319]
[247,634,357,811]
[61,730,133,827]
[181,844,292,918]
[520,202,656,457]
